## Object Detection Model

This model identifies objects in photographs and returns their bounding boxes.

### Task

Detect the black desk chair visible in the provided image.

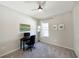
[26,35,36,50]
[20,33,30,51]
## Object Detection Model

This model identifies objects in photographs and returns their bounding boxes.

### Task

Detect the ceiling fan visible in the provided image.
[32,1,46,12]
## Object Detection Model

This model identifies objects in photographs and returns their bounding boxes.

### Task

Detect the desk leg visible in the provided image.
[23,41,25,51]
[20,40,22,49]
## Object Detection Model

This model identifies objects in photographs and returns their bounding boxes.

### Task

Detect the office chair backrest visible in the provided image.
[24,33,30,39]
[30,35,36,44]
[24,33,30,36]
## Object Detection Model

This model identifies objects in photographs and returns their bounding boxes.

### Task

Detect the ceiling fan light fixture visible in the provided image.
[38,8,42,12]
[38,5,43,12]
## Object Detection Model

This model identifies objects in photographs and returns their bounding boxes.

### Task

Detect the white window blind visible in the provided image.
[41,23,49,37]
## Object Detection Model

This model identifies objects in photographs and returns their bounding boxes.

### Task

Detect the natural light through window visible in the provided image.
[41,22,49,37]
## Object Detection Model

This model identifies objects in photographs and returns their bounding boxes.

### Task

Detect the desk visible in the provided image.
[20,38,30,51]
[20,35,35,51]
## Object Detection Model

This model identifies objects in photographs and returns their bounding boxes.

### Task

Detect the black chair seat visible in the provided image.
[25,35,36,51]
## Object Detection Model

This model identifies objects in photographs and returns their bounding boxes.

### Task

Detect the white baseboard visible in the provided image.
[74,48,79,57]
[40,40,74,50]
[0,48,19,57]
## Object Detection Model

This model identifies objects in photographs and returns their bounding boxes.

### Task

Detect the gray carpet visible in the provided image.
[1,42,77,58]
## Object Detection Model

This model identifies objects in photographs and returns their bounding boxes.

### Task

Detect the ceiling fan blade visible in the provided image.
[31,1,46,11]
[37,1,46,9]
[31,9,38,11]
[41,1,46,6]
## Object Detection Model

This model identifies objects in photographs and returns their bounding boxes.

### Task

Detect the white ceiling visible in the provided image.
[0,1,75,20]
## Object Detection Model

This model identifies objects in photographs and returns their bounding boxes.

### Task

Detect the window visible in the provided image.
[41,22,49,37]
[37,26,41,32]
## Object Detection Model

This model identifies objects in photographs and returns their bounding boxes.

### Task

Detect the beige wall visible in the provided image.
[40,12,73,50]
[0,4,37,57]
[0,2,78,57]
[73,3,79,57]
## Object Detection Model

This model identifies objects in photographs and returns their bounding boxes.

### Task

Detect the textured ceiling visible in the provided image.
[0,1,75,20]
